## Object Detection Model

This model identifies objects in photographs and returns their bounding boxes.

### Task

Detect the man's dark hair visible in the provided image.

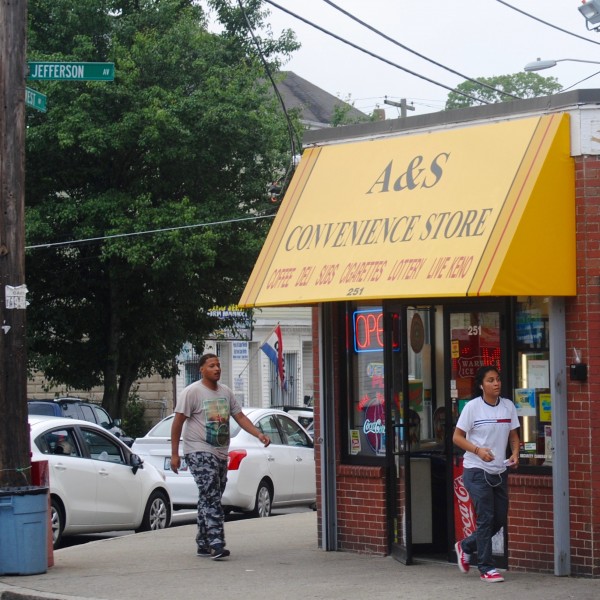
[199,353,218,368]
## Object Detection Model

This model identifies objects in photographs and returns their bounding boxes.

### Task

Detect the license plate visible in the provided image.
[164,457,188,471]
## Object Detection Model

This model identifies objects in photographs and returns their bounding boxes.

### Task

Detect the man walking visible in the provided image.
[170,353,270,559]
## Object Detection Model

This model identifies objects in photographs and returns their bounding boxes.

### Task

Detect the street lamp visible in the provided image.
[524,58,600,72]
[579,0,600,30]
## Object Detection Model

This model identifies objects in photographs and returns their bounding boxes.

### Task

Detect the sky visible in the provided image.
[246,0,600,117]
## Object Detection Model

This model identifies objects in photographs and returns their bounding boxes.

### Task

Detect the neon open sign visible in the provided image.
[353,309,383,353]
[353,309,400,353]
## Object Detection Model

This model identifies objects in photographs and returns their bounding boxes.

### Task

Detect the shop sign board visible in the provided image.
[240,113,574,307]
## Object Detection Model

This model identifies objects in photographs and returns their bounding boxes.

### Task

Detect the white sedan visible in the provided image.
[131,408,316,517]
[30,415,172,548]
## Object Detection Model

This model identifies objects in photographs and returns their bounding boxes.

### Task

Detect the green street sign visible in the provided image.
[25,87,47,112]
[27,62,115,81]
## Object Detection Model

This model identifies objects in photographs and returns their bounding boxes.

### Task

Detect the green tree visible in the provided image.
[25,0,298,417]
[445,72,562,110]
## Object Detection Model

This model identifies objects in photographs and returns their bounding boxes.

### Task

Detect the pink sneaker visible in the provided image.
[454,541,470,574]
[480,569,504,583]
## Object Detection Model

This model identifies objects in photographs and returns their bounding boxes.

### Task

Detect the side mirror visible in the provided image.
[113,418,122,427]
[130,453,144,474]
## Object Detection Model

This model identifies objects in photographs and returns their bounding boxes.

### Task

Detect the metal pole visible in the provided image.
[549,297,571,575]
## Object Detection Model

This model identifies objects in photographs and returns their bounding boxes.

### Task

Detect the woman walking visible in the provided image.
[452,365,520,583]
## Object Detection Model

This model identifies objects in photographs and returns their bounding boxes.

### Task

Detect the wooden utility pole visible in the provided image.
[0,0,30,488]
[384,97,416,119]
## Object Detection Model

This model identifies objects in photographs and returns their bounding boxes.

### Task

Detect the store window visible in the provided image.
[345,304,386,460]
[514,297,551,469]
[343,303,436,462]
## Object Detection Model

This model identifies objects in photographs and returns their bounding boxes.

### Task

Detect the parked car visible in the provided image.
[27,398,134,446]
[131,408,316,517]
[29,415,172,548]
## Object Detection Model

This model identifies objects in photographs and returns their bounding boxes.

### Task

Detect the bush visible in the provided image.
[122,392,147,439]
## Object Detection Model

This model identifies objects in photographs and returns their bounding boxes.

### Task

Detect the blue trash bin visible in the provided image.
[0,486,48,575]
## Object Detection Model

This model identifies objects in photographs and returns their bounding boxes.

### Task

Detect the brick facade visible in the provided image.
[564,156,600,577]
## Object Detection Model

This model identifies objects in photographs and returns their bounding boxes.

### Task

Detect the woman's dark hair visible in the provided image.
[199,353,218,368]
[472,365,500,397]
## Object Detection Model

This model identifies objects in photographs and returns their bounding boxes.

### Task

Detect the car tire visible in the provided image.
[251,479,272,518]
[50,497,65,549]
[137,490,171,532]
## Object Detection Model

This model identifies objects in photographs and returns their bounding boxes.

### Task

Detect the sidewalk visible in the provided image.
[0,512,597,600]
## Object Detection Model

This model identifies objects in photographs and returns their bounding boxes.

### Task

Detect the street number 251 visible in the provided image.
[346,288,364,296]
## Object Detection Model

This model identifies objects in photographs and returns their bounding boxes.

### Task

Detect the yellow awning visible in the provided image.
[240,113,575,307]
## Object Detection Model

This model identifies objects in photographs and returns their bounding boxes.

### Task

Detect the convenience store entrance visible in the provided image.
[385,301,509,565]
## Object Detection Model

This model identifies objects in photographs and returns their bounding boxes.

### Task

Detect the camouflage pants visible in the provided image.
[185,451,228,550]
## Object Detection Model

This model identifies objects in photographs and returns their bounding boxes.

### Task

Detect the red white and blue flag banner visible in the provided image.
[260,325,286,390]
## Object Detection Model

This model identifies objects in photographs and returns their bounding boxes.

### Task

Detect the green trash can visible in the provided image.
[0,486,48,575]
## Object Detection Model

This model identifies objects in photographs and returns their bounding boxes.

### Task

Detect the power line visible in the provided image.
[562,69,600,92]
[263,0,490,105]
[25,213,275,250]
[496,0,600,46]
[322,0,521,100]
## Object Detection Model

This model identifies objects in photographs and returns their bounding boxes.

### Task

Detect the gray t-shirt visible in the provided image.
[175,380,242,460]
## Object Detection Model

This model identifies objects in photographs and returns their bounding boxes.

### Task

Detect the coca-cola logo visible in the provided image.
[453,475,476,538]
[361,398,385,455]
[364,418,385,434]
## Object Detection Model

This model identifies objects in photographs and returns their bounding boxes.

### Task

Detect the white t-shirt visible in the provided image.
[456,396,520,475]
[175,380,242,460]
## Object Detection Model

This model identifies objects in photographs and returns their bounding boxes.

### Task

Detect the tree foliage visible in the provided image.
[445,72,562,110]
[25,0,298,416]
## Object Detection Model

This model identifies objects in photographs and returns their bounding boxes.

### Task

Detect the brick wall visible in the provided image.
[566,156,600,577]
[508,475,553,572]
[336,465,387,554]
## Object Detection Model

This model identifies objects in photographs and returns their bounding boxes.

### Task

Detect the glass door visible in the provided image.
[385,304,435,564]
